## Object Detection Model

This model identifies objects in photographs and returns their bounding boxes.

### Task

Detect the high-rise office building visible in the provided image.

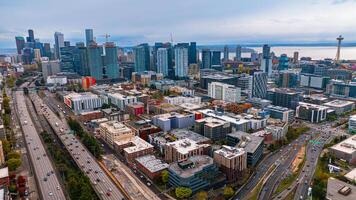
[60,45,76,72]
[27,29,35,43]
[85,29,94,46]
[261,44,272,76]
[153,42,164,72]
[236,45,242,61]
[278,54,289,70]
[174,44,189,78]
[102,42,119,79]
[157,48,169,76]
[73,46,89,76]
[22,47,34,64]
[188,42,197,64]
[54,32,64,59]
[34,49,41,61]
[133,43,150,72]
[208,82,241,103]
[202,49,212,69]
[87,44,103,80]
[293,51,299,64]
[64,41,71,47]
[15,36,25,54]
[43,43,52,58]
[223,45,229,61]
[212,51,221,65]
[252,72,268,98]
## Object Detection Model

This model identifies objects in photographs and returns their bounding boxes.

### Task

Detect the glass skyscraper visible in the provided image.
[212,51,221,65]
[157,48,169,76]
[15,36,25,54]
[174,44,189,78]
[188,42,197,64]
[133,43,150,72]
[85,29,94,47]
[103,43,119,79]
[54,32,64,59]
[252,72,268,98]
[202,49,212,69]
[236,45,242,61]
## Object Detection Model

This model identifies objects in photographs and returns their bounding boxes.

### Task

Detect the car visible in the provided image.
[87,160,90,164]
[43,177,47,182]
[56,186,60,190]
[49,192,53,196]
[99,191,104,195]
[96,178,100,182]
[47,172,51,176]
[93,181,97,185]
[108,188,112,192]
[106,192,111,196]
[37,157,40,160]
[147,182,151,186]
[95,170,98,174]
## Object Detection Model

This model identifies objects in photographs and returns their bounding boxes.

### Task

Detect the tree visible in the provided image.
[161,170,169,184]
[195,191,208,200]
[175,187,192,199]
[8,183,17,193]
[7,158,22,171]
[101,103,111,109]
[223,186,234,199]
[7,151,21,159]
[1,140,11,154]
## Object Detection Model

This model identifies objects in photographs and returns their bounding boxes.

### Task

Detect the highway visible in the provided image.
[29,92,126,200]
[15,91,66,200]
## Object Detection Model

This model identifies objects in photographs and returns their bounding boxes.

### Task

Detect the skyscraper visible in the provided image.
[293,52,299,64]
[223,45,229,61]
[87,44,103,80]
[157,48,169,76]
[54,32,64,60]
[43,43,52,58]
[27,29,34,43]
[188,42,197,64]
[212,51,221,65]
[103,42,120,79]
[202,49,212,69]
[22,47,34,64]
[133,43,150,72]
[15,36,25,54]
[252,72,268,98]
[236,45,242,61]
[85,29,94,46]
[64,41,71,47]
[278,54,289,70]
[60,45,76,72]
[174,44,189,78]
[261,44,272,76]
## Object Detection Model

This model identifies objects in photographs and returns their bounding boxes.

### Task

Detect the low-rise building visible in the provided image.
[324,100,355,115]
[163,95,201,105]
[132,71,163,85]
[152,112,195,132]
[165,138,210,163]
[344,168,356,183]
[78,110,103,122]
[214,145,247,182]
[126,102,145,116]
[246,98,272,109]
[46,75,67,85]
[0,167,9,187]
[326,177,356,200]
[329,135,356,164]
[101,108,129,122]
[135,155,169,181]
[168,155,226,193]
[195,117,231,140]
[265,122,288,141]
[126,120,161,141]
[227,131,264,167]
[348,115,356,134]
[99,121,135,148]
[264,105,295,123]
[114,136,155,163]
[296,102,328,123]
[108,93,137,110]
[63,92,103,114]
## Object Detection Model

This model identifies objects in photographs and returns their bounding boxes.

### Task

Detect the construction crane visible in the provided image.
[98,33,111,43]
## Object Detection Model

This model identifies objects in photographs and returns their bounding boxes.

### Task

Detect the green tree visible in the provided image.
[7,151,21,159]
[175,187,192,199]
[9,183,17,193]
[1,139,11,154]
[223,186,235,199]
[195,191,208,200]
[101,103,111,109]
[7,158,22,171]
[161,170,169,184]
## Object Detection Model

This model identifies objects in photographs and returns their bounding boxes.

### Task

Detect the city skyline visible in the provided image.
[1,0,356,48]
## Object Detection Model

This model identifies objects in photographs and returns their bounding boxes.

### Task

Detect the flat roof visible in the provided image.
[196,117,229,128]
[166,138,210,155]
[327,177,356,200]
[214,145,245,159]
[345,168,356,182]
[227,131,264,153]
[100,121,133,135]
[115,136,153,154]
[324,100,355,108]
[298,102,329,110]
[169,129,211,144]
[178,103,204,110]
[169,155,213,178]
[64,92,99,101]
[330,135,356,154]
[135,155,169,173]
[153,112,193,120]
[198,109,250,125]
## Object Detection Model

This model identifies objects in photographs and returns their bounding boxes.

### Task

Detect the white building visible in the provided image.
[108,93,137,110]
[323,100,355,115]
[63,92,103,114]
[46,75,67,85]
[329,134,356,164]
[208,82,241,103]
[99,121,135,147]
[295,102,328,123]
[42,60,60,80]
[164,96,201,105]
[349,115,356,133]
[174,46,188,78]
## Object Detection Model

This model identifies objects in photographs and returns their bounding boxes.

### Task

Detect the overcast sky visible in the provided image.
[1,0,356,48]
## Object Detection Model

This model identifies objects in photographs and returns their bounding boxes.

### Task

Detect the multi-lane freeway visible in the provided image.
[15,90,66,200]
[29,92,126,200]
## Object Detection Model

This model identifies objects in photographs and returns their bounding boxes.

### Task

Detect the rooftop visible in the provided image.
[178,102,205,110]
[135,155,169,173]
[0,167,8,179]
[153,112,193,121]
[166,138,210,155]
[327,177,356,200]
[64,92,99,100]
[196,117,229,128]
[214,145,245,159]
[169,155,213,178]
[345,168,356,182]
[100,121,133,134]
[169,129,211,144]
[298,102,329,110]
[227,131,264,153]
[330,135,356,154]
[324,100,355,108]
[115,136,154,154]
[198,109,250,125]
